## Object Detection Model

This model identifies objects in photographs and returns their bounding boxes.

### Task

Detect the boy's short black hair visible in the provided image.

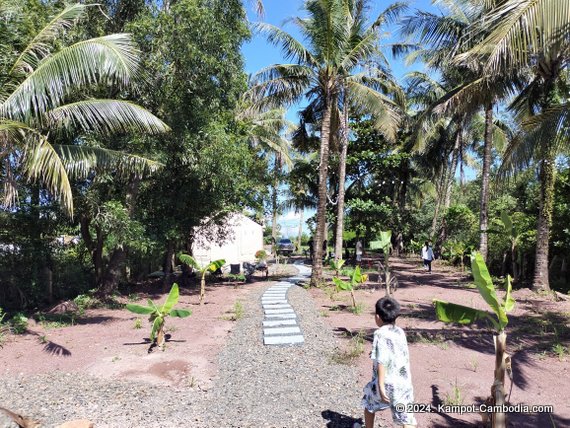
[375,297,401,323]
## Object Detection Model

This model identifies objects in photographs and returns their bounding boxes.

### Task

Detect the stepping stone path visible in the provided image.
[262,263,312,346]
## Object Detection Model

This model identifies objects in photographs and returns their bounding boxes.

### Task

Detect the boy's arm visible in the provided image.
[377,363,390,402]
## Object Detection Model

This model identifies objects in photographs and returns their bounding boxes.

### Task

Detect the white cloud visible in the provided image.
[282,210,301,221]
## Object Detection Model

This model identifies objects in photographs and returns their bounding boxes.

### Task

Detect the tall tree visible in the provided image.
[0,3,168,216]
[250,0,400,284]
[459,0,570,290]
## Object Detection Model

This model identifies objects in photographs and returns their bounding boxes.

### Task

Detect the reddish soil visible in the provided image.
[0,271,282,389]
[309,257,570,427]
[1,260,569,427]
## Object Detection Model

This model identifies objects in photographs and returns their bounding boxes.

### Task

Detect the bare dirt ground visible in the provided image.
[308,256,570,427]
[0,264,297,390]
[1,259,569,427]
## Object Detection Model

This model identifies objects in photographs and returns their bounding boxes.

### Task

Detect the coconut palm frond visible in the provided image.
[522,103,570,151]
[9,3,89,76]
[22,137,73,214]
[45,100,170,136]
[460,0,570,73]
[497,131,535,181]
[253,22,316,66]
[55,144,162,180]
[347,80,400,142]
[3,34,141,120]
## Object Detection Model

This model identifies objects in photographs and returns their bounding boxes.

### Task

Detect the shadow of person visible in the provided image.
[321,410,363,428]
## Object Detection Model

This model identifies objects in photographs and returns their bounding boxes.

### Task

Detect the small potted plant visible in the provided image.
[255,249,268,266]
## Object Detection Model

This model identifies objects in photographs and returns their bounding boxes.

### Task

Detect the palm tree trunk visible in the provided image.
[271,153,282,256]
[445,129,461,210]
[297,209,304,252]
[479,103,493,261]
[431,166,447,238]
[311,88,333,286]
[533,147,555,291]
[334,102,349,263]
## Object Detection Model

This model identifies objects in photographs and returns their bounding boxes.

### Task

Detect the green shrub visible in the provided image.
[10,313,28,334]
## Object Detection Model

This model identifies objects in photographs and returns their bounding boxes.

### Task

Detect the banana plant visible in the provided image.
[332,266,368,309]
[443,240,473,271]
[498,211,521,284]
[329,258,346,276]
[370,231,396,295]
[434,252,515,428]
[178,253,225,304]
[126,283,191,351]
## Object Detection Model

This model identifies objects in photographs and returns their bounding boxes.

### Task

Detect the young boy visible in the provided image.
[360,297,416,428]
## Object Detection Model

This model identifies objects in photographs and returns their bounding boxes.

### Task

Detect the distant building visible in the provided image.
[191,213,263,266]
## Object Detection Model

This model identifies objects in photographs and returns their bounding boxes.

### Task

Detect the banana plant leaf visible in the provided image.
[330,259,346,270]
[161,283,180,315]
[500,211,513,238]
[150,316,163,341]
[352,266,367,284]
[147,299,159,311]
[207,259,226,272]
[434,300,499,330]
[126,304,156,315]
[170,309,192,318]
[333,277,352,291]
[178,253,200,270]
[503,275,515,312]
[470,252,508,329]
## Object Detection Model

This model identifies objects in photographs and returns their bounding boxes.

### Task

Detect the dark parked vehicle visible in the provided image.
[277,238,295,255]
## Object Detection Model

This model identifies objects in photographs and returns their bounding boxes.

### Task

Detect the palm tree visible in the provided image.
[250,0,400,284]
[459,0,570,290]
[400,0,518,260]
[0,3,168,216]
[237,101,294,251]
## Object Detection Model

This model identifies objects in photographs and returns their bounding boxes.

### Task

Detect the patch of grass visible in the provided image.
[37,334,48,344]
[444,379,463,406]
[222,300,245,321]
[552,343,568,361]
[323,286,338,301]
[127,293,142,302]
[73,293,101,312]
[319,310,330,318]
[350,303,364,315]
[331,330,366,365]
[112,356,121,362]
[408,331,449,349]
[133,318,142,329]
[10,313,28,334]
[329,305,341,312]
[36,313,76,329]
[467,356,479,372]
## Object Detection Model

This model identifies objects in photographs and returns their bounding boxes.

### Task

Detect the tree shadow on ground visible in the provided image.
[42,340,71,357]
[26,331,72,356]
[321,410,362,428]
[335,308,570,392]
[430,385,478,427]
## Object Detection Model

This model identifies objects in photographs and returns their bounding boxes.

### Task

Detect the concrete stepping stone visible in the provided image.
[264,308,295,315]
[260,263,311,346]
[263,326,301,336]
[262,304,291,310]
[263,335,304,345]
[263,319,297,327]
[265,313,297,320]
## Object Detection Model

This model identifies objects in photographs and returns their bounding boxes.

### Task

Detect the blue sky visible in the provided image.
[239,0,453,238]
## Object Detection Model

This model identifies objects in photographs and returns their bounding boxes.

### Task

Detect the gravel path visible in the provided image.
[0,273,365,427]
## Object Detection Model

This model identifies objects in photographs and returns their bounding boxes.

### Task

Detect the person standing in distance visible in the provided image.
[421,241,434,273]
[356,239,363,265]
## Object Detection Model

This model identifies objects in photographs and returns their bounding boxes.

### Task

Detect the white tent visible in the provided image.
[191,213,263,266]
